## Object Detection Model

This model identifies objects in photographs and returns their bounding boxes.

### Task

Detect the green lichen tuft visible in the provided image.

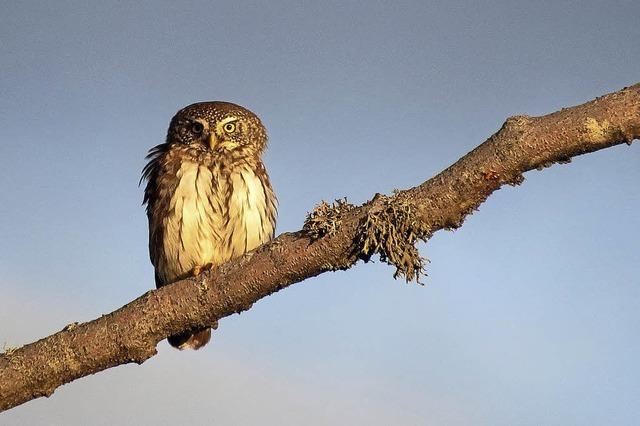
[303,198,355,239]
[304,194,431,283]
[356,194,429,283]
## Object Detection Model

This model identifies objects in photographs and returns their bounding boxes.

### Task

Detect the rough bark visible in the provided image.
[1,83,639,412]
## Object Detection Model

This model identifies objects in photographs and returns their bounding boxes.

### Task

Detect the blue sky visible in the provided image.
[1,1,639,424]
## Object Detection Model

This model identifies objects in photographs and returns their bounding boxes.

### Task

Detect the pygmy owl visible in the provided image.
[142,102,277,350]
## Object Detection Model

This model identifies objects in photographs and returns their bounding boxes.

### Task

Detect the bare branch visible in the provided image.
[1,83,638,412]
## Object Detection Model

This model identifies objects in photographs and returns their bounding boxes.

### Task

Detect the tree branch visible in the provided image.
[1,84,638,412]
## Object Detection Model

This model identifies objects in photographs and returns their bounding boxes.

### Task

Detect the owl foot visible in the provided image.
[192,263,214,277]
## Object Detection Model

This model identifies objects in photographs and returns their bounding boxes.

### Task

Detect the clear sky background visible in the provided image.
[1,1,639,425]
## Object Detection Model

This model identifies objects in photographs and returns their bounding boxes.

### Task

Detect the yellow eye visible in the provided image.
[223,122,236,133]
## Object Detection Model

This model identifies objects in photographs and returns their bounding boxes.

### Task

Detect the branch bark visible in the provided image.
[1,84,639,412]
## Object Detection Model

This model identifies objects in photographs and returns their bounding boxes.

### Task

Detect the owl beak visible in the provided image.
[208,133,218,150]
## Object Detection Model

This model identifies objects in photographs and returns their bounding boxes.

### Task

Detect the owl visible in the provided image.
[141,102,277,350]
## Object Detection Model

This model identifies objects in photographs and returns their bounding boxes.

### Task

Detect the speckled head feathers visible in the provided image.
[173,101,260,124]
[165,101,267,155]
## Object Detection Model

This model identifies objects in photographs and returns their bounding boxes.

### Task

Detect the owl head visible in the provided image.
[166,101,267,156]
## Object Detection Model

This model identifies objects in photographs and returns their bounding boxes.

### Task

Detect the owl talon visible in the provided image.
[192,263,214,277]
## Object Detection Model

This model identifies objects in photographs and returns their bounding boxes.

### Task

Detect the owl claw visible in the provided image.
[192,263,214,277]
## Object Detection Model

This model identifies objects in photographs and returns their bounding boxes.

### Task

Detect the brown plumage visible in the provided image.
[141,102,277,350]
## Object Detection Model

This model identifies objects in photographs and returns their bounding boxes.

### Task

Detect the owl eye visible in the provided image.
[191,122,205,134]
[223,122,237,133]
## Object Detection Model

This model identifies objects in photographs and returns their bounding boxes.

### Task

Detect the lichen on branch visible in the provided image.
[355,194,429,282]
[304,194,430,282]
[303,198,355,239]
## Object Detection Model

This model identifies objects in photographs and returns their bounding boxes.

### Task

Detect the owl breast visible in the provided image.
[155,161,275,285]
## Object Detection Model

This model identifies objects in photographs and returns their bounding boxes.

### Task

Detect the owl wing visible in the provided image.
[141,143,174,288]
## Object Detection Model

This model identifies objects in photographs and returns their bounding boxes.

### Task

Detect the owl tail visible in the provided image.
[168,328,211,350]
